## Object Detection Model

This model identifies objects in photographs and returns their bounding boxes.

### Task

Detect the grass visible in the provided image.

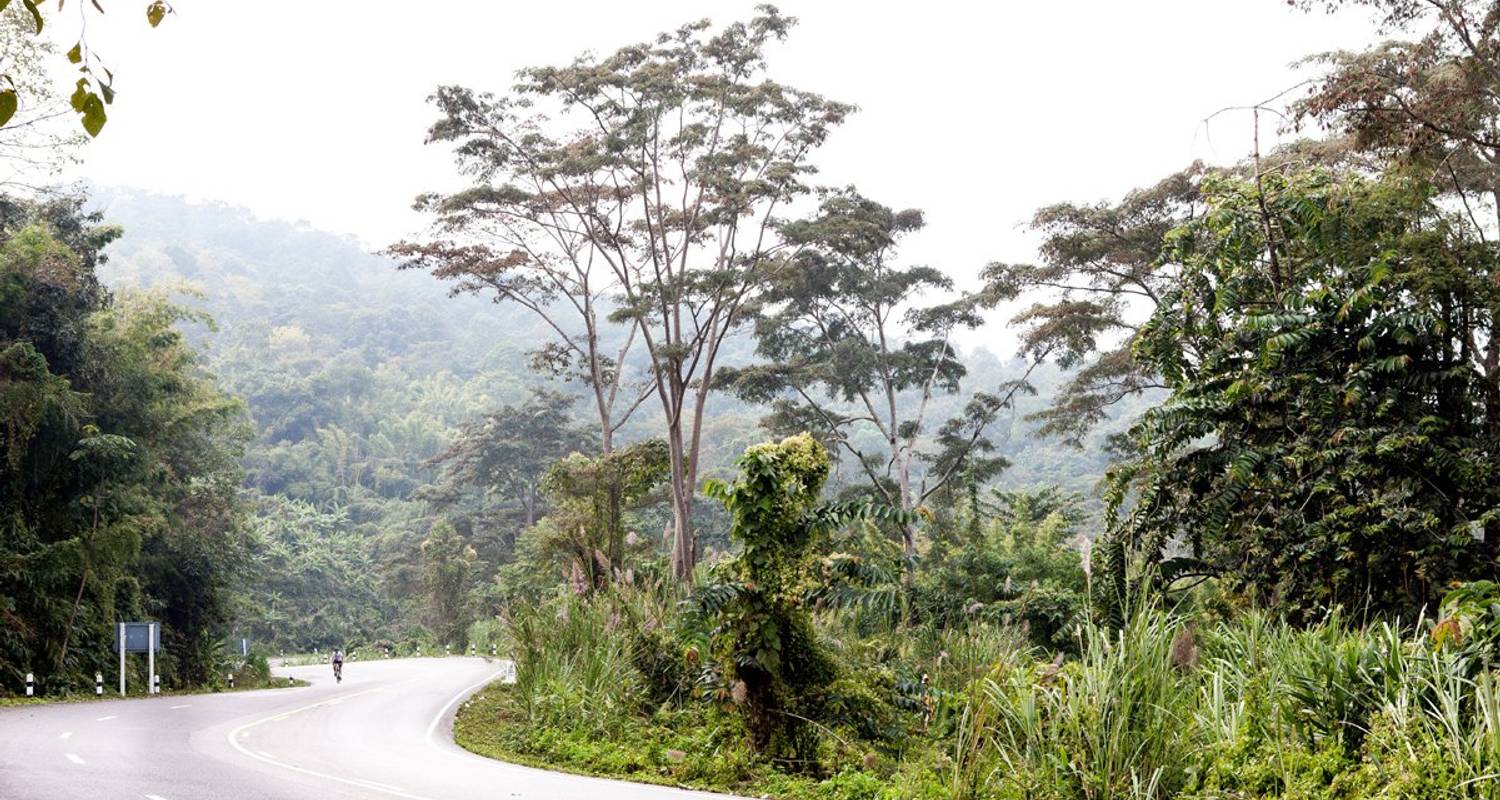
[447,588,1500,800]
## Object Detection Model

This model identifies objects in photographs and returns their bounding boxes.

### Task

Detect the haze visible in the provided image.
[71,1,1379,278]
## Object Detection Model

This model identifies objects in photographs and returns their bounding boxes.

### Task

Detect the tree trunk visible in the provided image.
[666,417,695,583]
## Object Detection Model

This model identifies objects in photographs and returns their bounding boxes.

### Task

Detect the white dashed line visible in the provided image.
[65,753,84,765]
[145,794,169,800]
[58,731,72,740]
[169,704,190,709]
[95,715,117,721]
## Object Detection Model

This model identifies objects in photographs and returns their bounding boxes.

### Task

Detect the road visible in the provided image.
[0,657,740,800]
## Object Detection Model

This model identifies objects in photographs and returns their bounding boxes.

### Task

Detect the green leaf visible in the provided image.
[146,0,168,27]
[81,94,106,137]
[0,90,17,127]
[69,79,88,112]
[67,43,82,65]
[20,0,41,33]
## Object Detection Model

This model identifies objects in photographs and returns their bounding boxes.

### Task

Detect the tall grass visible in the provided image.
[937,606,1500,799]
[506,591,644,737]
[492,582,1500,799]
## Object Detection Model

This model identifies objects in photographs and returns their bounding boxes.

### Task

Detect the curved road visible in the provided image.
[0,657,739,800]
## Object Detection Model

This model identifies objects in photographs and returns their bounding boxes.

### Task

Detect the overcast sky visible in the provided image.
[62,1,1383,342]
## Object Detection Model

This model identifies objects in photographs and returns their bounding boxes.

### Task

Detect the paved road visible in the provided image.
[0,657,739,800]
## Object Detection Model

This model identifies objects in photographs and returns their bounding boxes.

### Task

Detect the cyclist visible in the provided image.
[332,649,344,683]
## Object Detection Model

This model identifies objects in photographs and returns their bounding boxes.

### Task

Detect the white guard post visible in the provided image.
[118,622,126,696]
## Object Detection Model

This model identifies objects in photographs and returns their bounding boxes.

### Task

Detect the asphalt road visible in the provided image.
[0,657,740,800]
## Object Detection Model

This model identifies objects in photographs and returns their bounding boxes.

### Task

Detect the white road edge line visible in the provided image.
[65,753,84,765]
[59,731,72,739]
[424,668,507,752]
[95,715,117,721]
[226,686,440,800]
[169,704,190,709]
[144,794,169,800]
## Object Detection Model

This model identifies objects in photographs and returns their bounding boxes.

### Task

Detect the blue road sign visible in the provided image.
[114,621,161,653]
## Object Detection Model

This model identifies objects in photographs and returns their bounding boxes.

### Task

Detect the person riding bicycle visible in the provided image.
[332,649,344,682]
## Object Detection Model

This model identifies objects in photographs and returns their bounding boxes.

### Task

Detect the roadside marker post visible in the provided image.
[227,672,235,689]
[95,673,103,696]
[468,644,475,656]
[445,644,451,656]
[25,672,33,696]
[490,644,496,656]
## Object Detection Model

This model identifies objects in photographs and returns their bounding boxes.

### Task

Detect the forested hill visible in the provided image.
[87,186,1133,647]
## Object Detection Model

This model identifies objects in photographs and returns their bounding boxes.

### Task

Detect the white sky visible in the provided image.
[60,1,1383,346]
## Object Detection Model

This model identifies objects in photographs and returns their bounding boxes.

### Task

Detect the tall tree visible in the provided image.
[981,165,1205,445]
[1294,0,1500,222]
[398,7,851,581]
[420,519,476,648]
[722,188,1032,576]
[1105,170,1500,622]
[423,389,591,534]
[538,438,669,591]
[389,195,653,456]
[1,194,251,689]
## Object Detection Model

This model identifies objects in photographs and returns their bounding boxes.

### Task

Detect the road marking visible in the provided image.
[360,779,408,793]
[145,795,169,800]
[65,753,84,765]
[59,731,72,740]
[424,667,508,752]
[258,750,277,760]
[95,715,116,721]
[226,687,442,800]
[169,704,190,709]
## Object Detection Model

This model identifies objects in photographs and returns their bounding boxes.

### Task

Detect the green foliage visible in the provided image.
[409,6,855,581]
[1,193,249,693]
[421,519,476,648]
[0,1,174,137]
[1107,170,1500,623]
[235,493,387,651]
[538,438,668,592]
[723,188,1021,549]
[915,488,1087,651]
[702,433,840,764]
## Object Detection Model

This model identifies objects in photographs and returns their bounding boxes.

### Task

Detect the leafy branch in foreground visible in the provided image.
[0,0,173,135]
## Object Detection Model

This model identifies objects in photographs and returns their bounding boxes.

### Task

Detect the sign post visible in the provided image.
[115,621,161,696]
[147,622,156,694]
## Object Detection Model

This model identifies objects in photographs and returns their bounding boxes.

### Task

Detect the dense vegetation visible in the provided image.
[0,195,248,692]
[7,0,1500,798]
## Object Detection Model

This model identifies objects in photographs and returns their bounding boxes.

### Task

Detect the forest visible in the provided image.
[5,1,1500,798]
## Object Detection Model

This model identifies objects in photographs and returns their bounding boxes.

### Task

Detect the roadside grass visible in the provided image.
[452,682,941,800]
[451,589,1500,800]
